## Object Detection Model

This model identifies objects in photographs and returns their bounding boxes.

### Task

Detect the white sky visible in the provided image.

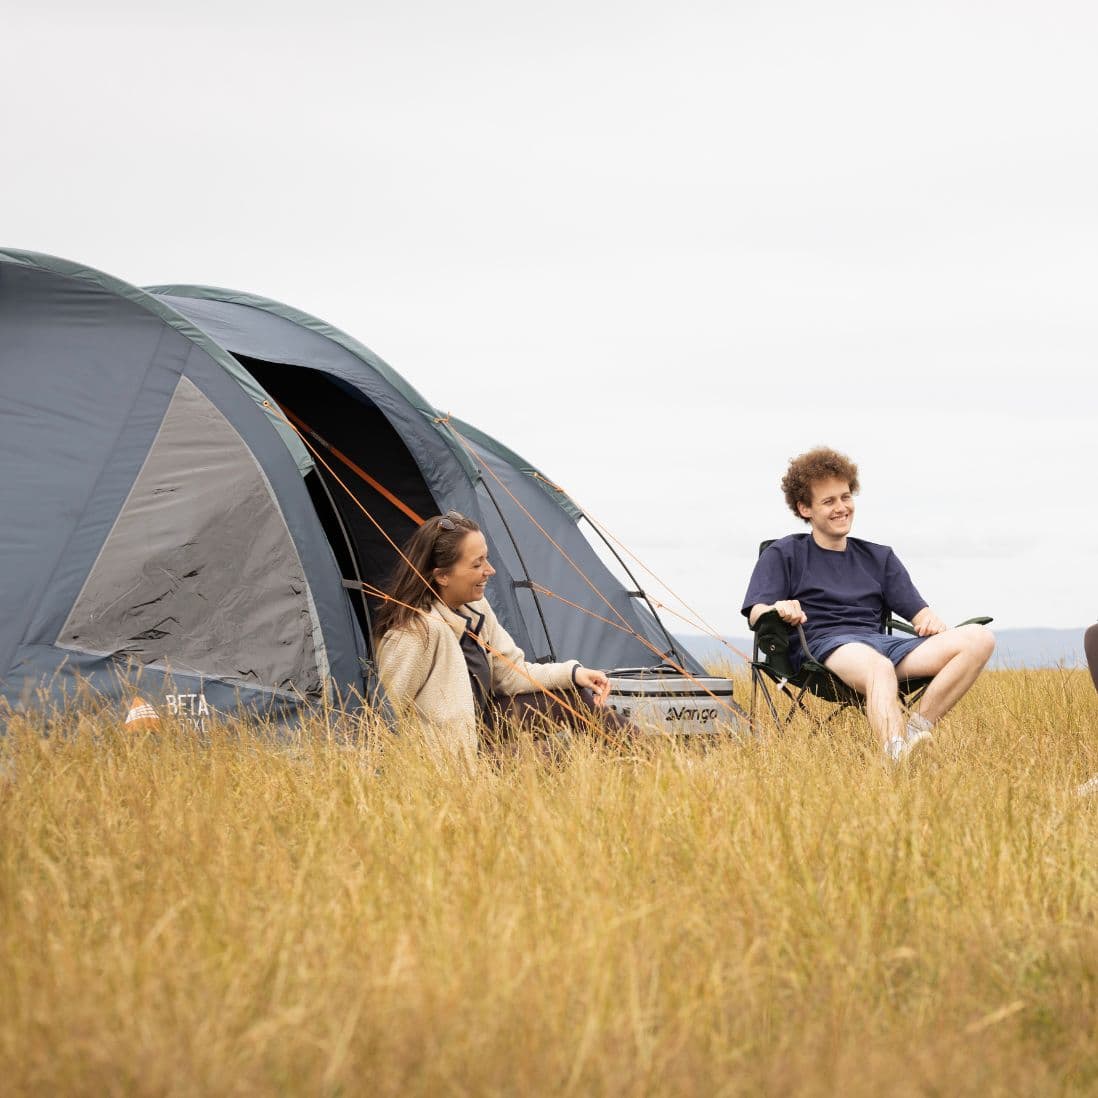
[5,1,1096,632]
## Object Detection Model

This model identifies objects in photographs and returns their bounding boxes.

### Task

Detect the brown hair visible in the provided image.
[372,512,482,640]
[781,447,860,521]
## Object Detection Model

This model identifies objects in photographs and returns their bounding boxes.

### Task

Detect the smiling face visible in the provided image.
[797,476,855,549]
[435,530,496,609]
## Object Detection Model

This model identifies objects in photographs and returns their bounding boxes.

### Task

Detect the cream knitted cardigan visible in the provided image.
[376,598,580,757]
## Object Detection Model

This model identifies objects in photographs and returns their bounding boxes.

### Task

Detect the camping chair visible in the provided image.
[748,541,992,731]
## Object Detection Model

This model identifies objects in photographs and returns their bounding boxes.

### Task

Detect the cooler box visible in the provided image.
[606,666,745,736]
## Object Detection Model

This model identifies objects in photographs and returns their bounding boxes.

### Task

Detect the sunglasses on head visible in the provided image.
[437,510,467,532]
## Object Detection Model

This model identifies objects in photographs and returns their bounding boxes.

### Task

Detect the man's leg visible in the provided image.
[823,644,905,747]
[894,624,995,723]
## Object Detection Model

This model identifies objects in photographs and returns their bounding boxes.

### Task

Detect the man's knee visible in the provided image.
[860,653,898,690]
[959,623,996,666]
[826,646,896,692]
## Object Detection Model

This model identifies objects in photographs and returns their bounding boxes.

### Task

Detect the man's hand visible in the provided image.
[911,607,947,636]
[773,600,808,625]
[575,666,612,705]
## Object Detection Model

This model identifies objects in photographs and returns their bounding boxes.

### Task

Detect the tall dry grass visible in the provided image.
[0,669,1095,1096]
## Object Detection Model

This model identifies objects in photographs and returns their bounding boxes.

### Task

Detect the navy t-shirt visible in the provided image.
[741,534,927,661]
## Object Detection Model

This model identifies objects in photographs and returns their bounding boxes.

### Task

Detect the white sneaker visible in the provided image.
[903,727,934,757]
[884,728,934,764]
[1077,775,1098,798]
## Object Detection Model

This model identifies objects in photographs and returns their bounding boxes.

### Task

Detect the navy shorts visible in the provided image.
[815,632,928,667]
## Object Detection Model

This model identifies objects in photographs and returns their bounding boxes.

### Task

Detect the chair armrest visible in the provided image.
[749,608,778,634]
[751,610,798,677]
[888,617,917,636]
[888,614,994,635]
[752,610,819,673]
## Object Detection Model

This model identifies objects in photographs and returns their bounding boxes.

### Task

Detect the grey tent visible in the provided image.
[1,248,701,720]
[145,284,704,675]
[0,250,368,719]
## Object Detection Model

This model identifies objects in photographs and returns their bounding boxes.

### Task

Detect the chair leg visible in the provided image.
[902,682,929,709]
[776,683,808,729]
[789,684,810,723]
[751,670,784,734]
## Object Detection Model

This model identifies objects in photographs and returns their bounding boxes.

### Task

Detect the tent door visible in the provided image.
[232,356,440,633]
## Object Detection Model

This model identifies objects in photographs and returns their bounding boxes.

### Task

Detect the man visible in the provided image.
[742,446,995,762]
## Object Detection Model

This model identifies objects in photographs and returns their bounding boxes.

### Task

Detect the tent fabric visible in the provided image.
[0,251,312,473]
[146,285,454,444]
[0,251,363,716]
[449,416,584,521]
[147,290,535,655]
[149,292,483,518]
[445,416,696,670]
[58,376,328,692]
[465,433,697,671]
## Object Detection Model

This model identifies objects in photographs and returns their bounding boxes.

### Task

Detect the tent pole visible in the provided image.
[312,468,376,657]
[578,515,686,667]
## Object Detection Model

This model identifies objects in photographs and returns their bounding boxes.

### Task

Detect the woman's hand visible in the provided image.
[575,666,612,705]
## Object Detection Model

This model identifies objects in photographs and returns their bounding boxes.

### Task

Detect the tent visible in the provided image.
[0,248,702,720]
[0,250,366,718]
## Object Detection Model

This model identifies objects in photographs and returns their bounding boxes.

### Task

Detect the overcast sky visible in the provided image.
[5,1,1095,633]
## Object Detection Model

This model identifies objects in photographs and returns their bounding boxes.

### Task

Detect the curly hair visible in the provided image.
[781,447,860,521]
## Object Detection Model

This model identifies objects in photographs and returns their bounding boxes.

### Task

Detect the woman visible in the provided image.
[374,511,628,758]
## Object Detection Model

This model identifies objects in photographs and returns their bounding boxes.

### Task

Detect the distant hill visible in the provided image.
[677,628,1091,670]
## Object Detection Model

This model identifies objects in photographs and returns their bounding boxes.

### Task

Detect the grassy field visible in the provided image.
[1,669,1095,1096]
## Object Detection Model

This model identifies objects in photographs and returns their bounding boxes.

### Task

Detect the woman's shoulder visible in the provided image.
[463,597,493,620]
[463,597,503,635]
[378,611,448,651]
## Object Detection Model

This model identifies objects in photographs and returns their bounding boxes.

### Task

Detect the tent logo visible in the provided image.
[124,697,160,730]
[165,693,210,732]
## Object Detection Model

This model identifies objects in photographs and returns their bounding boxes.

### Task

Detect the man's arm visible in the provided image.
[743,543,800,628]
[883,549,943,635]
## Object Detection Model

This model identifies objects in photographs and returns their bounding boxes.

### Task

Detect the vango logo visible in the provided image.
[666,707,719,722]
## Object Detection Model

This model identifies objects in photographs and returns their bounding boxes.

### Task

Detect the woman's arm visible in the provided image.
[479,602,579,696]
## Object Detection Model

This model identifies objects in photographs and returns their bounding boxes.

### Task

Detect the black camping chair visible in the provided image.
[748,540,992,731]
